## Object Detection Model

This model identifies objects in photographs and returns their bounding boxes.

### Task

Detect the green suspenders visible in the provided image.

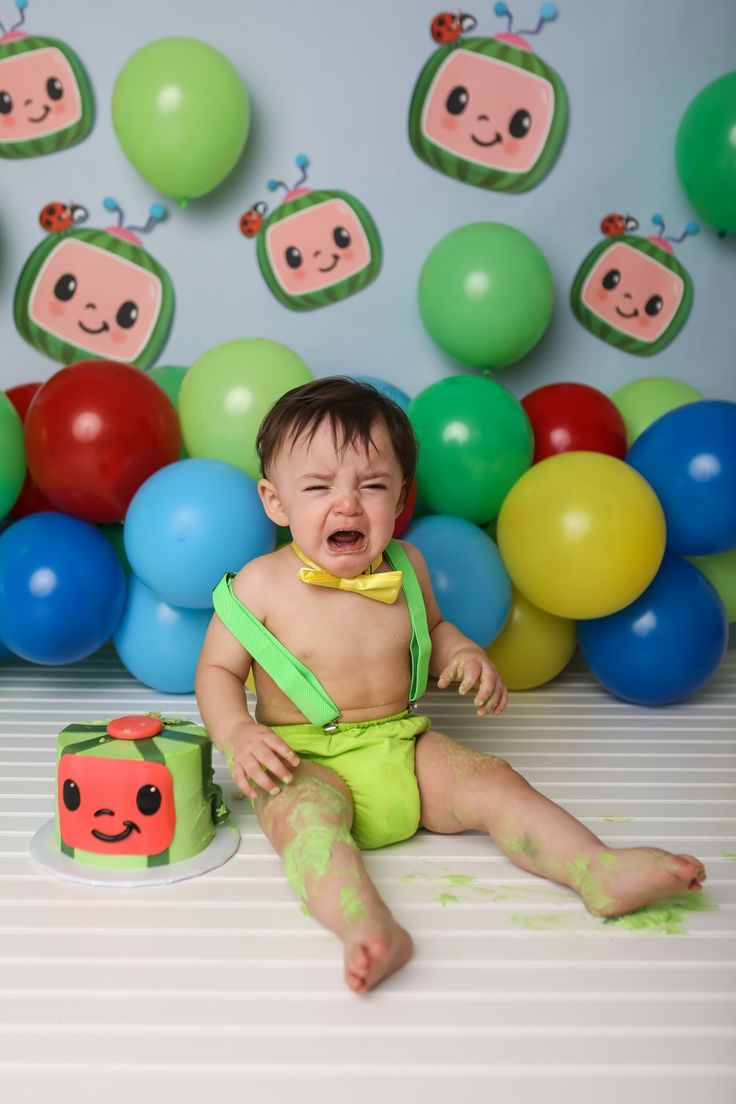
[211,539,431,730]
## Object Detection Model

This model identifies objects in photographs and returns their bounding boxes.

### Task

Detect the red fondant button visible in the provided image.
[106,715,164,740]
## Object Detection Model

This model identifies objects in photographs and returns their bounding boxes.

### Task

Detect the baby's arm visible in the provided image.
[195,561,299,798]
[400,541,508,717]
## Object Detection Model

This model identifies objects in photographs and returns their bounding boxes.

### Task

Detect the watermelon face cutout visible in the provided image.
[14,198,174,369]
[570,214,697,357]
[0,3,94,160]
[408,7,567,193]
[242,155,382,311]
[58,753,176,857]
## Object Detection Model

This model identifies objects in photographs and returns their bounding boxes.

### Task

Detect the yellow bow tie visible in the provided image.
[291,542,403,605]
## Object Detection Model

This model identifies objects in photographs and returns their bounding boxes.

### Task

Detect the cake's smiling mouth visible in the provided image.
[615,305,639,319]
[78,320,110,334]
[91,820,141,843]
[28,105,51,123]
[327,529,367,552]
[317,254,340,273]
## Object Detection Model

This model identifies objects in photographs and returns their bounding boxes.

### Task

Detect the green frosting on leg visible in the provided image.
[566,856,616,914]
[340,887,367,924]
[282,823,353,904]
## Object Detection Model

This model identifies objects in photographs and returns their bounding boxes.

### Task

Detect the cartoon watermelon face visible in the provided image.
[570,236,693,357]
[14,226,174,369]
[256,189,382,310]
[408,37,567,192]
[0,34,94,158]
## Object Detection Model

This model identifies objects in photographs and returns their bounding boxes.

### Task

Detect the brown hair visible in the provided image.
[256,376,418,486]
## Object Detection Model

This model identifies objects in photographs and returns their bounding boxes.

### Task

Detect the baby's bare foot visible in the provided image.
[569,848,706,918]
[344,912,413,993]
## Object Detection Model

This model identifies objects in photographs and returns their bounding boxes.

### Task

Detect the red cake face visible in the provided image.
[57,753,176,855]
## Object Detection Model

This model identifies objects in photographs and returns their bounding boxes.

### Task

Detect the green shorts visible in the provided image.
[271,710,431,850]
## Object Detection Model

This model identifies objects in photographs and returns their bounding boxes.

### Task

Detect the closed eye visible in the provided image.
[363,483,387,490]
[304,485,329,492]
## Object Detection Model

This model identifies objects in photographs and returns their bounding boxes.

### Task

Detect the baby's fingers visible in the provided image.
[231,761,258,801]
[257,747,295,787]
[458,660,481,695]
[265,732,300,769]
[437,661,459,690]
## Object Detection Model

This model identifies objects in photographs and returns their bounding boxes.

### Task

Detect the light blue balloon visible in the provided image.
[114,574,212,694]
[405,514,511,646]
[351,375,412,411]
[124,458,275,609]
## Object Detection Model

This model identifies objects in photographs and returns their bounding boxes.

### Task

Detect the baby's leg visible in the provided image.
[415,729,706,917]
[254,761,412,992]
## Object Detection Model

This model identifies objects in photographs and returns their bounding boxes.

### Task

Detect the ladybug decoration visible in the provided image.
[430,10,478,44]
[238,200,267,238]
[600,213,639,238]
[38,201,89,232]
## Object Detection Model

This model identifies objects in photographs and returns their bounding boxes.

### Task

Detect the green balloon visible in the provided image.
[112,37,250,200]
[408,375,533,524]
[686,550,736,622]
[610,376,703,446]
[149,364,188,407]
[418,222,554,369]
[676,71,736,233]
[0,393,26,518]
[179,339,313,481]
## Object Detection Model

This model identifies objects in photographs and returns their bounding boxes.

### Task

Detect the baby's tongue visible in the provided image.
[330,530,362,549]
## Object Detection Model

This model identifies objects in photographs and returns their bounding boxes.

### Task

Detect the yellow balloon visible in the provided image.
[486,586,576,690]
[497,452,666,619]
[245,669,256,693]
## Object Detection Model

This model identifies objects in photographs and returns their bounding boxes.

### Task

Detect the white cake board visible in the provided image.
[30,820,240,887]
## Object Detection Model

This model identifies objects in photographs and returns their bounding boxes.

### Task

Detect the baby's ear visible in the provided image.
[258,479,289,526]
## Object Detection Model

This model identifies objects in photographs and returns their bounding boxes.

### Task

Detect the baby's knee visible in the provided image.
[257,770,353,840]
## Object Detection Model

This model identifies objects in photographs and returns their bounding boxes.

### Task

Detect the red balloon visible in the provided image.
[521,382,627,464]
[393,479,417,538]
[5,382,61,519]
[24,361,181,523]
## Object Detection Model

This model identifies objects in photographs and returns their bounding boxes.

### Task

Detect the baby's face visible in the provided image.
[260,418,405,575]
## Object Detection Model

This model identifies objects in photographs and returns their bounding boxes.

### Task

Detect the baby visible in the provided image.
[196,376,705,993]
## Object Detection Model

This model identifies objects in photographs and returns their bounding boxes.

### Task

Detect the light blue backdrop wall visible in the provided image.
[1,0,734,401]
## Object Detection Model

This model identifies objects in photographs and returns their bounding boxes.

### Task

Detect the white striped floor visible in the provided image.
[1,647,734,1104]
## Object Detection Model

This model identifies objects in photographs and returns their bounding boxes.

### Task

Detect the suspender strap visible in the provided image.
[384,539,430,703]
[212,574,341,728]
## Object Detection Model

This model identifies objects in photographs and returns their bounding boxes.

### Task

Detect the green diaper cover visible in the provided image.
[271,710,431,850]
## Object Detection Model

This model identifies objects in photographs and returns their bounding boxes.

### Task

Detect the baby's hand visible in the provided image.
[221,722,300,800]
[437,648,508,717]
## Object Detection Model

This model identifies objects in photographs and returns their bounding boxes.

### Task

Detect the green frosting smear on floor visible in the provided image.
[510,913,568,931]
[721,851,736,862]
[604,892,716,935]
[438,892,459,907]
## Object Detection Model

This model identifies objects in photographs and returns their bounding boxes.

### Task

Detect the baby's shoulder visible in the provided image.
[393,538,429,577]
[231,547,289,620]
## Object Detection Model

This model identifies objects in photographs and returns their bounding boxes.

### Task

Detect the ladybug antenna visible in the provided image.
[493,2,513,32]
[624,214,639,232]
[127,202,167,236]
[517,2,558,37]
[10,0,28,33]
[102,196,125,227]
[667,220,699,245]
[71,203,89,225]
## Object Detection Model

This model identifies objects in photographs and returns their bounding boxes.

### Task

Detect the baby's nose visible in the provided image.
[335,491,362,513]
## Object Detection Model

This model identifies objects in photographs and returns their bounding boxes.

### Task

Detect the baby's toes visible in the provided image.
[669,853,706,889]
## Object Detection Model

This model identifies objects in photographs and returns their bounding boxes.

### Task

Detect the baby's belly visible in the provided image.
[253,647,413,726]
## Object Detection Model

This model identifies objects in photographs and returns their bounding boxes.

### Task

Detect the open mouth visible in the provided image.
[327,529,367,553]
[317,254,340,273]
[28,105,51,123]
[91,820,141,843]
[615,306,639,319]
[471,131,502,148]
[78,320,110,335]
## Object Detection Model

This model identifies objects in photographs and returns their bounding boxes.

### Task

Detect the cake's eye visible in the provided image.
[0,91,13,115]
[46,77,64,101]
[136,785,162,816]
[63,779,81,811]
[54,273,77,301]
[333,227,351,249]
[602,269,621,290]
[116,300,139,329]
[644,294,663,317]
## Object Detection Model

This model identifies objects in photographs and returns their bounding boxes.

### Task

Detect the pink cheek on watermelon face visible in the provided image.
[505,139,520,156]
[52,102,69,116]
[343,249,355,262]
[1,115,16,129]
[637,315,652,331]
[594,288,608,303]
[48,299,65,317]
[108,329,127,346]
[441,115,459,131]
[292,268,307,281]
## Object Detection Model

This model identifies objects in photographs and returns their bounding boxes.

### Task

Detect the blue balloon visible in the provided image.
[114,574,212,693]
[626,400,736,555]
[0,639,13,661]
[124,459,275,609]
[0,513,126,665]
[577,555,728,706]
[351,375,412,411]
[405,514,511,646]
